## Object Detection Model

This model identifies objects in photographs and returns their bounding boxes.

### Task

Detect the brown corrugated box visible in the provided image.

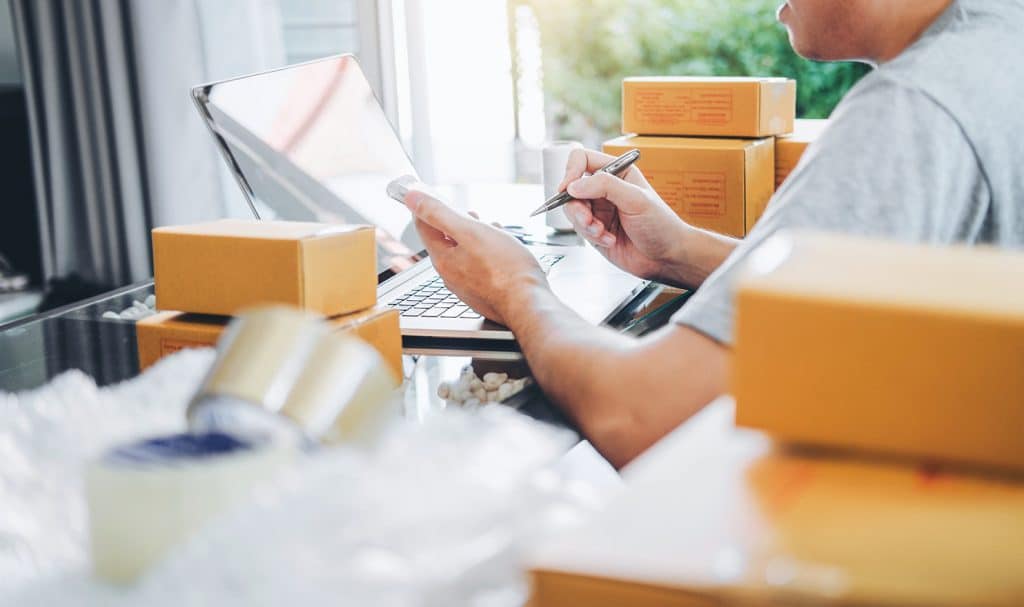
[153,219,376,317]
[603,134,774,237]
[528,402,1024,607]
[775,118,829,188]
[137,306,403,381]
[733,231,1024,473]
[622,77,796,138]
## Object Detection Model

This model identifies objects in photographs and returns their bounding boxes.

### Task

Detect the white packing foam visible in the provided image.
[2,348,611,607]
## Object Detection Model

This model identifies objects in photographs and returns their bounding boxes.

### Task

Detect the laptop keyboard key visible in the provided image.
[392,273,491,320]
[442,306,468,318]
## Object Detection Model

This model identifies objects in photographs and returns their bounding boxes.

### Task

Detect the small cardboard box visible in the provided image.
[603,134,774,237]
[136,312,225,369]
[733,231,1024,473]
[153,220,376,317]
[622,77,796,138]
[528,402,1024,607]
[137,306,403,381]
[775,118,829,188]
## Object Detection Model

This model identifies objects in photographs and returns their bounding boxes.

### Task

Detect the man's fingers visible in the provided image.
[559,148,602,191]
[560,148,648,191]
[414,218,456,249]
[565,201,601,237]
[566,202,617,248]
[566,172,649,215]
[564,200,593,227]
[405,190,477,242]
[559,149,617,191]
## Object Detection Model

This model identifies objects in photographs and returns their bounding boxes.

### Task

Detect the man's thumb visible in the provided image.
[405,190,474,240]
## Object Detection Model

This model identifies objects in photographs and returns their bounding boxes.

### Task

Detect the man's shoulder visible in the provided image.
[876,0,1024,129]
[819,72,964,155]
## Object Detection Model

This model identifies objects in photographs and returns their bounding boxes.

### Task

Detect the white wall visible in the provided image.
[0,0,20,84]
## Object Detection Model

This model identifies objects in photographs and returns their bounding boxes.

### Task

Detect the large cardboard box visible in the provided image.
[733,231,1024,473]
[153,220,376,317]
[622,77,796,138]
[775,118,829,188]
[603,134,774,237]
[528,402,1024,607]
[137,306,403,381]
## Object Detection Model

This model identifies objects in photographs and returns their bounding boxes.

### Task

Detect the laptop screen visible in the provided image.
[193,55,424,279]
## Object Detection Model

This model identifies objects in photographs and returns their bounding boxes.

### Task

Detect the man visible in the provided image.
[404,0,1024,468]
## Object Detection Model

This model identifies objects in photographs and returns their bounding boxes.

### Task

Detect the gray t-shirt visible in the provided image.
[673,0,1024,344]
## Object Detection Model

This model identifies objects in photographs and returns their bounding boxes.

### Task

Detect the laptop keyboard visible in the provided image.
[388,254,564,318]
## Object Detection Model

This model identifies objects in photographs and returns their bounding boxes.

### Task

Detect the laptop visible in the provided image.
[191,54,647,340]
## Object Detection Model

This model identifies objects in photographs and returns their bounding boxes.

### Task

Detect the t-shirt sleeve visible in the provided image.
[671,74,987,345]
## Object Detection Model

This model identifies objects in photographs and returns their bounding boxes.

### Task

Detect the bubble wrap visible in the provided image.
[0,348,216,598]
[1,350,607,607]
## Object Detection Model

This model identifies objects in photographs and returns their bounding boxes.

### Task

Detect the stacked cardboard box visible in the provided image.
[528,233,1024,605]
[774,118,829,188]
[528,402,1024,607]
[732,231,1024,473]
[604,77,800,237]
[139,219,402,381]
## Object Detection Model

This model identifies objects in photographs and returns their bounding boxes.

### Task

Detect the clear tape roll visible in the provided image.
[280,335,398,446]
[187,307,399,446]
[188,307,326,419]
[87,432,296,584]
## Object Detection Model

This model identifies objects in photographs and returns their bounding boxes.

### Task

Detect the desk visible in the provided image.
[0,183,690,443]
[0,278,686,412]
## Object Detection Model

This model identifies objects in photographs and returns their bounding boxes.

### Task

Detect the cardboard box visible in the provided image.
[137,306,403,381]
[603,134,774,237]
[775,118,829,188]
[528,402,1024,607]
[136,312,225,369]
[153,219,376,317]
[732,231,1024,473]
[622,77,796,138]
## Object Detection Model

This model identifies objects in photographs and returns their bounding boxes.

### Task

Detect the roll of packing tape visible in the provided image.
[281,335,399,446]
[188,307,399,447]
[86,432,296,584]
[542,141,583,232]
[188,307,327,421]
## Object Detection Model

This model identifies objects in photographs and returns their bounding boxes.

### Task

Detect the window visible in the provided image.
[279,0,360,65]
[278,0,386,106]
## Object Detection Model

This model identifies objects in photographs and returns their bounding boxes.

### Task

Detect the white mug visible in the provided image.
[542,140,583,232]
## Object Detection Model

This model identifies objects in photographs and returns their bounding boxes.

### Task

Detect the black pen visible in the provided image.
[528,148,641,218]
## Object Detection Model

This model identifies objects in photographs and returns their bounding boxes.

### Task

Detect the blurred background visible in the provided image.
[0,0,867,319]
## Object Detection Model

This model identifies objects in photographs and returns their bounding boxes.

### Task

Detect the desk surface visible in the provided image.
[0,286,689,453]
[0,183,690,437]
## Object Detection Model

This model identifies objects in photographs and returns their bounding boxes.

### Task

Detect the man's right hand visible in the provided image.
[558,148,692,283]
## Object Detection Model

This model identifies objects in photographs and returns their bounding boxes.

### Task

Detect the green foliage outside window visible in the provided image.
[515,0,870,141]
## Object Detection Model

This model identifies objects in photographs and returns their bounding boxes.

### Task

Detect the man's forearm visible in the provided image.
[657,226,740,289]
[504,282,728,468]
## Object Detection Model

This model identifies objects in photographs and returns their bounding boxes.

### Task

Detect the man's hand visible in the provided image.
[559,149,691,282]
[404,189,548,326]
[560,148,742,289]
[405,184,728,470]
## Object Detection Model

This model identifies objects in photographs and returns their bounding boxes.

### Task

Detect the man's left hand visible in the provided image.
[404,190,548,326]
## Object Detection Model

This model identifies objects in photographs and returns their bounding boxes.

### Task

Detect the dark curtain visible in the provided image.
[10,0,152,288]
